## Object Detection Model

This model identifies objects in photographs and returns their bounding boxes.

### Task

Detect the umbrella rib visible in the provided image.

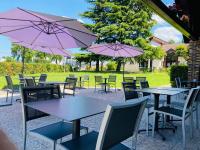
[0,25,37,34]
[18,7,47,22]
[117,48,122,57]
[49,47,55,55]
[58,48,70,57]
[94,47,108,54]
[30,28,44,45]
[53,28,65,49]
[0,17,42,22]
[53,19,77,23]
[0,24,32,28]
[89,44,109,50]
[55,26,89,47]
[55,24,96,37]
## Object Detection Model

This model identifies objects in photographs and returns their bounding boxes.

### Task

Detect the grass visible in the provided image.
[0,71,170,89]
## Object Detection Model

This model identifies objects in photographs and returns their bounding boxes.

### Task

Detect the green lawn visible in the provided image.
[0,71,170,89]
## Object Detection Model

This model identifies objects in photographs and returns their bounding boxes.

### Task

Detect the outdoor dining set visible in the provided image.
[1,74,200,150]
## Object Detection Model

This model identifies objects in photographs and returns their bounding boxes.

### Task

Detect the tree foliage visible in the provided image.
[82,0,163,71]
[175,44,189,60]
[135,38,166,61]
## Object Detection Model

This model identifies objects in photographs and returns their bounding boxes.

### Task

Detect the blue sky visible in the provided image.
[0,0,182,57]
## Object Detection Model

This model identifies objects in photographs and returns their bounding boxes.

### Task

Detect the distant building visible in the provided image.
[124,36,188,72]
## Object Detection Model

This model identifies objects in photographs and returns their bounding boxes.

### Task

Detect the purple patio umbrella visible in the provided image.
[12,39,72,73]
[88,43,143,80]
[0,8,96,49]
[12,40,71,58]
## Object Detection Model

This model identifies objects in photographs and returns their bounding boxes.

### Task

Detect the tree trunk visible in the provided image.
[95,56,100,72]
[149,59,153,72]
[116,60,122,72]
[89,61,92,69]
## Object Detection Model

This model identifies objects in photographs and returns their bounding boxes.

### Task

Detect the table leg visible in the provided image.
[166,95,171,122]
[79,77,82,88]
[105,78,107,92]
[72,120,80,139]
[154,94,160,130]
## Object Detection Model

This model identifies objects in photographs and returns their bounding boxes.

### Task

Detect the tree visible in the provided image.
[11,44,34,73]
[175,44,189,60]
[82,0,155,72]
[135,38,166,71]
[50,55,63,64]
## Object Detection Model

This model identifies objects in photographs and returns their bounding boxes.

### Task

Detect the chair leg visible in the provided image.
[131,136,137,150]
[146,108,149,136]
[53,141,56,150]
[190,109,194,138]
[196,103,199,129]
[5,90,9,102]
[182,119,186,150]
[23,131,27,150]
[11,91,14,104]
[152,112,156,137]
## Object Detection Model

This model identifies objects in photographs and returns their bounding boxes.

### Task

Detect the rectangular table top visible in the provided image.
[136,87,189,96]
[25,96,112,122]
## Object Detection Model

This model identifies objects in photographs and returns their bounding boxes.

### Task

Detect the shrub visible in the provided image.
[169,65,188,87]
[106,62,117,71]
[0,62,72,76]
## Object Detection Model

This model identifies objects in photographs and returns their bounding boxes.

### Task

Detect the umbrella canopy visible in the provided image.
[12,40,71,58]
[88,43,143,81]
[0,8,96,49]
[88,43,143,58]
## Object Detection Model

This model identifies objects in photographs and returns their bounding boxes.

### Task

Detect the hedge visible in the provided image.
[169,65,188,87]
[0,62,72,76]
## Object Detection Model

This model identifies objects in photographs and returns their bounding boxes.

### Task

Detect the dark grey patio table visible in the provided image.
[136,87,189,140]
[25,96,112,139]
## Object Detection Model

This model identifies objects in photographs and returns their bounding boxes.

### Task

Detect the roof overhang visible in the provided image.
[142,0,196,40]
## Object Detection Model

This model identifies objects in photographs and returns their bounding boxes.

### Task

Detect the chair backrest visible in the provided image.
[136,77,146,84]
[175,77,181,88]
[21,85,61,122]
[65,77,77,90]
[19,74,24,79]
[39,74,47,82]
[122,82,138,100]
[140,81,150,96]
[5,75,13,90]
[183,87,200,116]
[24,78,36,87]
[96,97,147,150]
[95,76,103,83]
[108,75,116,82]
[123,77,134,83]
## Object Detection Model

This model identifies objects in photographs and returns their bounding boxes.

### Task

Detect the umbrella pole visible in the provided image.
[123,59,125,82]
[21,47,26,74]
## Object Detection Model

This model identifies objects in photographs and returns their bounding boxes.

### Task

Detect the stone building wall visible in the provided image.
[188,40,200,80]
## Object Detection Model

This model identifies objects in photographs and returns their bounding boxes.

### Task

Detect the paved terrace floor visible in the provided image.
[0,88,200,150]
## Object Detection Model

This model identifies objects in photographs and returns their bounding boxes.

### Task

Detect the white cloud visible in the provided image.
[152,14,167,25]
[153,26,183,43]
